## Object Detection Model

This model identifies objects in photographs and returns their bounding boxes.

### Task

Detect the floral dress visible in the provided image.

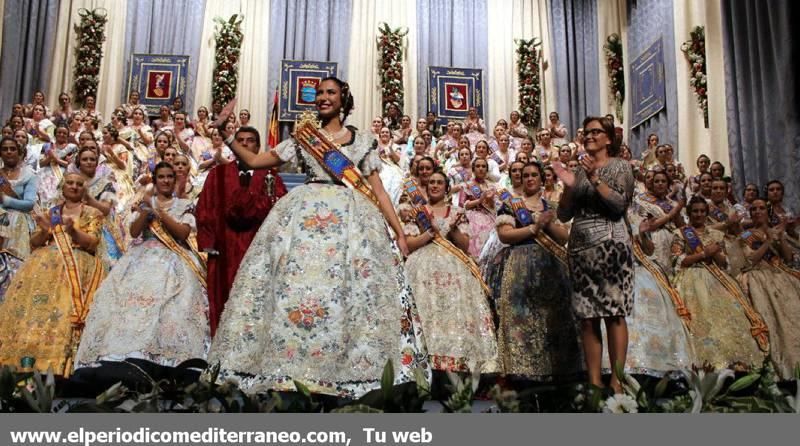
[737,231,800,379]
[671,227,767,370]
[403,206,497,373]
[36,143,77,209]
[75,199,209,368]
[601,206,695,376]
[458,180,499,258]
[0,206,104,375]
[485,200,582,380]
[0,167,38,302]
[208,130,429,398]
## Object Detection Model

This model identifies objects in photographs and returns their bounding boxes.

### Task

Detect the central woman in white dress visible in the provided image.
[208,77,429,398]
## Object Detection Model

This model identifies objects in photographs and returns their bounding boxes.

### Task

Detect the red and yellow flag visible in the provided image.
[268,89,280,149]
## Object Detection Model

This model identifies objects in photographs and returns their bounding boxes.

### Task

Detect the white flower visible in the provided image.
[602,394,638,413]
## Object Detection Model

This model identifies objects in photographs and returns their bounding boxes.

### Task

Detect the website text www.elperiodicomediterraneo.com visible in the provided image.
[8,427,370,446]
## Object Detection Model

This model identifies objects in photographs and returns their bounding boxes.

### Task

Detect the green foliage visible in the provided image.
[3,358,799,413]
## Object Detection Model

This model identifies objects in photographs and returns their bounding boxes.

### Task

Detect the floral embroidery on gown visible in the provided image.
[601,206,695,376]
[458,181,498,258]
[208,130,429,398]
[75,199,209,368]
[737,233,800,379]
[403,206,497,373]
[0,206,104,375]
[485,202,582,380]
[671,227,767,370]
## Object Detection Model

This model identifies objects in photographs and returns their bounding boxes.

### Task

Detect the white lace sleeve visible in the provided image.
[173,200,197,232]
[495,214,516,229]
[359,147,383,176]
[275,139,297,163]
[403,223,421,237]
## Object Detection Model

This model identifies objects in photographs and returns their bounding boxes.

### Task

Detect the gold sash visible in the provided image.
[740,229,800,281]
[402,179,491,297]
[631,240,691,324]
[293,113,379,205]
[50,215,103,376]
[680,226,769,352]
[149,219,207,288]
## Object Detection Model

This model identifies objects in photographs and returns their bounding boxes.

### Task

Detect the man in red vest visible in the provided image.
[196,126,287,335]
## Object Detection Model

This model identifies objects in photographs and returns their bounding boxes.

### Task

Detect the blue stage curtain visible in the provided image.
[722,0,800,210]
[625,0,678,157]
[122,0,207,113]
[0,0,59,115]
[415,0,489,118]
[268,0,353,90]
[268,0,352,136]
[549,0,600,135]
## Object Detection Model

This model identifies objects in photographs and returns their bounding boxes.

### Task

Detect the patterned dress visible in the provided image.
[671,227,767,370]
[458,180,499,259]
[737,231,800,379]
[0,167,38,302]
[486,202,582,379]
[0,206,104,375]
[36,143,77,209]
[403,206,497,373]
[208,130,429,398]
[75,199,209,368]
[602,207,695,376]
[557,158,635,319]
[84,173,125,270]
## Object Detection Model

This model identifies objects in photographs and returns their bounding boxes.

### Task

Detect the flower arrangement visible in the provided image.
[603,33,625,124]
[681,26,708,127]
[72,8,108,107]
[212,14,244,107]
[377,23,408,114]
[515,38,542,127]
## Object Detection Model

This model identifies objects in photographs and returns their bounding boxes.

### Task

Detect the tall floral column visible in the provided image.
[515,38,542,128]
[681,26,708,128]
[72,8,108,107]
[603,33,625,124]
[377,23,408,114]
[212,15,244,107]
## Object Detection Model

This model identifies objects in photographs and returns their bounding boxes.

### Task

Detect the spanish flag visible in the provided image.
[267,89,280,149]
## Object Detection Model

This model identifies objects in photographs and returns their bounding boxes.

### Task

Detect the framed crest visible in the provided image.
[631,38,667,128]
[126,54,189,116]
[279,60,339,121]
[428,66,484,125]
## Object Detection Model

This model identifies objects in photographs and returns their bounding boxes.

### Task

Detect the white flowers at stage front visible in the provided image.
[602,394,638,414]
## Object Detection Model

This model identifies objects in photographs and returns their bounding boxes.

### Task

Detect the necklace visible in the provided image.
[322,126,348,142]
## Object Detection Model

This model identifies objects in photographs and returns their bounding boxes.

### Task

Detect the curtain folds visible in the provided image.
[192,1,241,118]
[0,0,60,115]
[416,0,489,118]
[237,0,271,138]
[595,0,627,137]
[722,0,800,210]
[122,0,206,113]
[549,0,599,135]
[486,0,556,128]
[46,0,127,120]
[347,0,417,131]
